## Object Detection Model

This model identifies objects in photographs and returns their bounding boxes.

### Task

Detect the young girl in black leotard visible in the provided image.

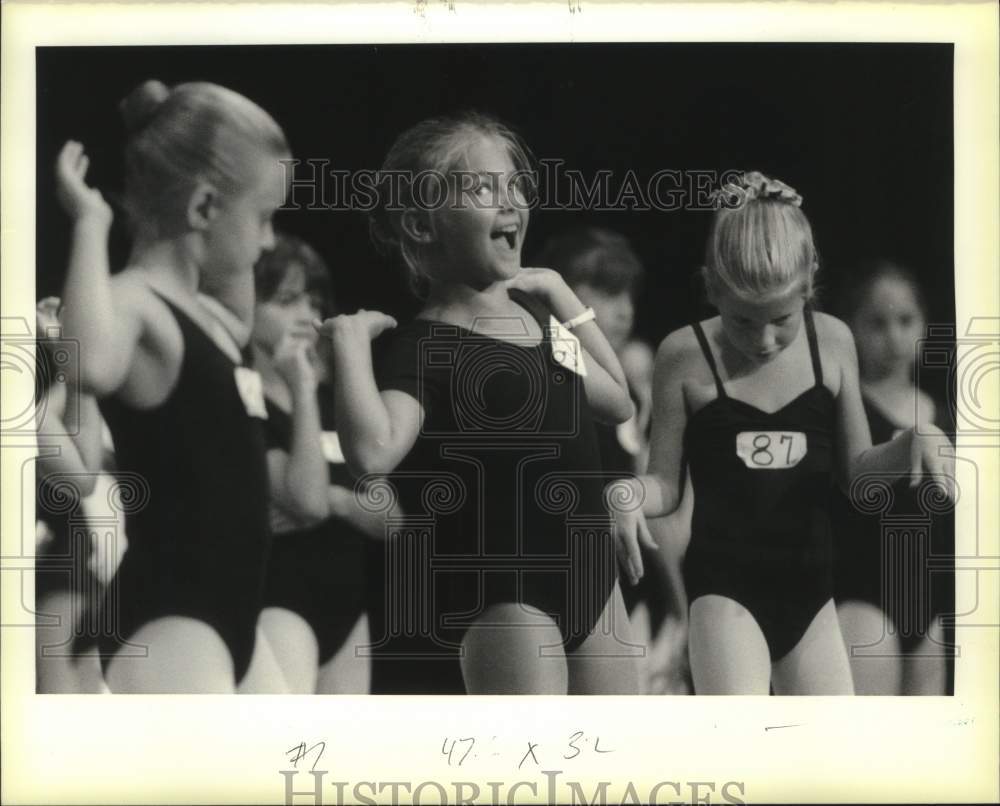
[833,261,955,694]
[318,113,642,694]
[246,233,378,694]
[610,172,955,694]
[55,80,290,693]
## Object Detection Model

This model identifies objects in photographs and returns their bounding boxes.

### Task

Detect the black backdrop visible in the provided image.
[36,43,954,351]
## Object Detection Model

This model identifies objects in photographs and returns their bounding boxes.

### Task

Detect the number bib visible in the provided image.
[233,366,268,420]
[320,431,346,464]
[548,315,588,377]
[736,431,808,469]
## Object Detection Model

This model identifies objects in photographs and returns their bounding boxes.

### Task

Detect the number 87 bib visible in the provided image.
[736,431,808,469]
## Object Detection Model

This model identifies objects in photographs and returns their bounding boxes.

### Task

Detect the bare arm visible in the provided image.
[266,339,329,525]
[621,338,655,435]
[318,311,421,477]
[55,142,146,396]
[510,268,633,424]
[636,329,691,518]
[606,329,692,583]
[35,381,99,498]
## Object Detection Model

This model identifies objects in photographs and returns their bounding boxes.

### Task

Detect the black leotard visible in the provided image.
[368,289,617,692]
[96,292,271,683]
[684,307,836,661]
[260,393,368,665]
[832,394,955,657]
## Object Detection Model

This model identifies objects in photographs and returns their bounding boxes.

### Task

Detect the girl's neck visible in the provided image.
[422,279,512,322]
[128,236,201,298]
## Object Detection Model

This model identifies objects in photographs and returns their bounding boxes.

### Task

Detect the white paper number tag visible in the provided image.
[320,431,346,464]
[548,315,588,377]
[234,366,268,420]
[736,431,807,469]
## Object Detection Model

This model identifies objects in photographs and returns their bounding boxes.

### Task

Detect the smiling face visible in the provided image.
[202,152,288,287]
[851,274,925,380]
[714,280,808,364]
[426,135,529,286]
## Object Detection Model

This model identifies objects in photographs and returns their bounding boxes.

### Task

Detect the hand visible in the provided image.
[36,297,61,337]
[506,267,578,314]
[909,425,956,501]
[315,309,397,344]
[605,478,657,585]
[55,141,113,225]
[272,334,317,393]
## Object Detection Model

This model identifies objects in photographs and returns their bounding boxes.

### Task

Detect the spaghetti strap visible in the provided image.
[692,322,727,399]
[803,305,824,387]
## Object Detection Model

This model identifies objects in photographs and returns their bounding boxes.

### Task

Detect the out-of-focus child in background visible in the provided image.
[34,296,107,692]
[833,260,955,694]
[535,227,692,694]
[246,233,375,694]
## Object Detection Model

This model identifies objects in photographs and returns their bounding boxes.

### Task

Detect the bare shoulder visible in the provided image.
[108,269,165,326]
[654,322,708,383]
[812,310,854,346]
[812,311,857,386]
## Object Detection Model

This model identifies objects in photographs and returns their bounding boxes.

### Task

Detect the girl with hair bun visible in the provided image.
[56,79,290,693]
[610,171,955,694]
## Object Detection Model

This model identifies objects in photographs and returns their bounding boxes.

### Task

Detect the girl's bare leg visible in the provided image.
[773,599,854,695]
[104,616,236,694]
[238,620,293,694]
[836,600,901,695]
[902,615,949,695]
[317,613,371,695]
[460,603,568,694]
[36,590,103,693]
[688,595,771,694]
[567,582,641,694]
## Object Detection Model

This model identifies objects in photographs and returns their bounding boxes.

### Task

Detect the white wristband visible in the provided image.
[562,307,596,331]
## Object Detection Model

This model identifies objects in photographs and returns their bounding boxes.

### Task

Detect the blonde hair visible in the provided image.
[368,111,536,296]
[703,171,817,301]
[120,80,289,237]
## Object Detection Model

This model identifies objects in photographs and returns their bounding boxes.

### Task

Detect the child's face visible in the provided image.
[573,284,634,352]
[203,153,287,284]
[428,135,529,285]
[851,275,925,379]
[715,281,807,364]
[253,263,317,354]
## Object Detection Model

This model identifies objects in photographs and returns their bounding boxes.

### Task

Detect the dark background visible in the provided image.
[36,43,954,354]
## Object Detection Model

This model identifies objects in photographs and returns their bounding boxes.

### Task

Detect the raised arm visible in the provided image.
[55,142,145,396]
[317,311,421,477]
[265,337,329,525]
[509,268,633,424]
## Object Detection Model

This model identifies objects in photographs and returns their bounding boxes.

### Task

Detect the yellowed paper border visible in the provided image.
[2,2,997,804]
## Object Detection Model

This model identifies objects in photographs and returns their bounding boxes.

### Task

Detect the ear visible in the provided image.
[186,181,220,231]
[400,207,434,245]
